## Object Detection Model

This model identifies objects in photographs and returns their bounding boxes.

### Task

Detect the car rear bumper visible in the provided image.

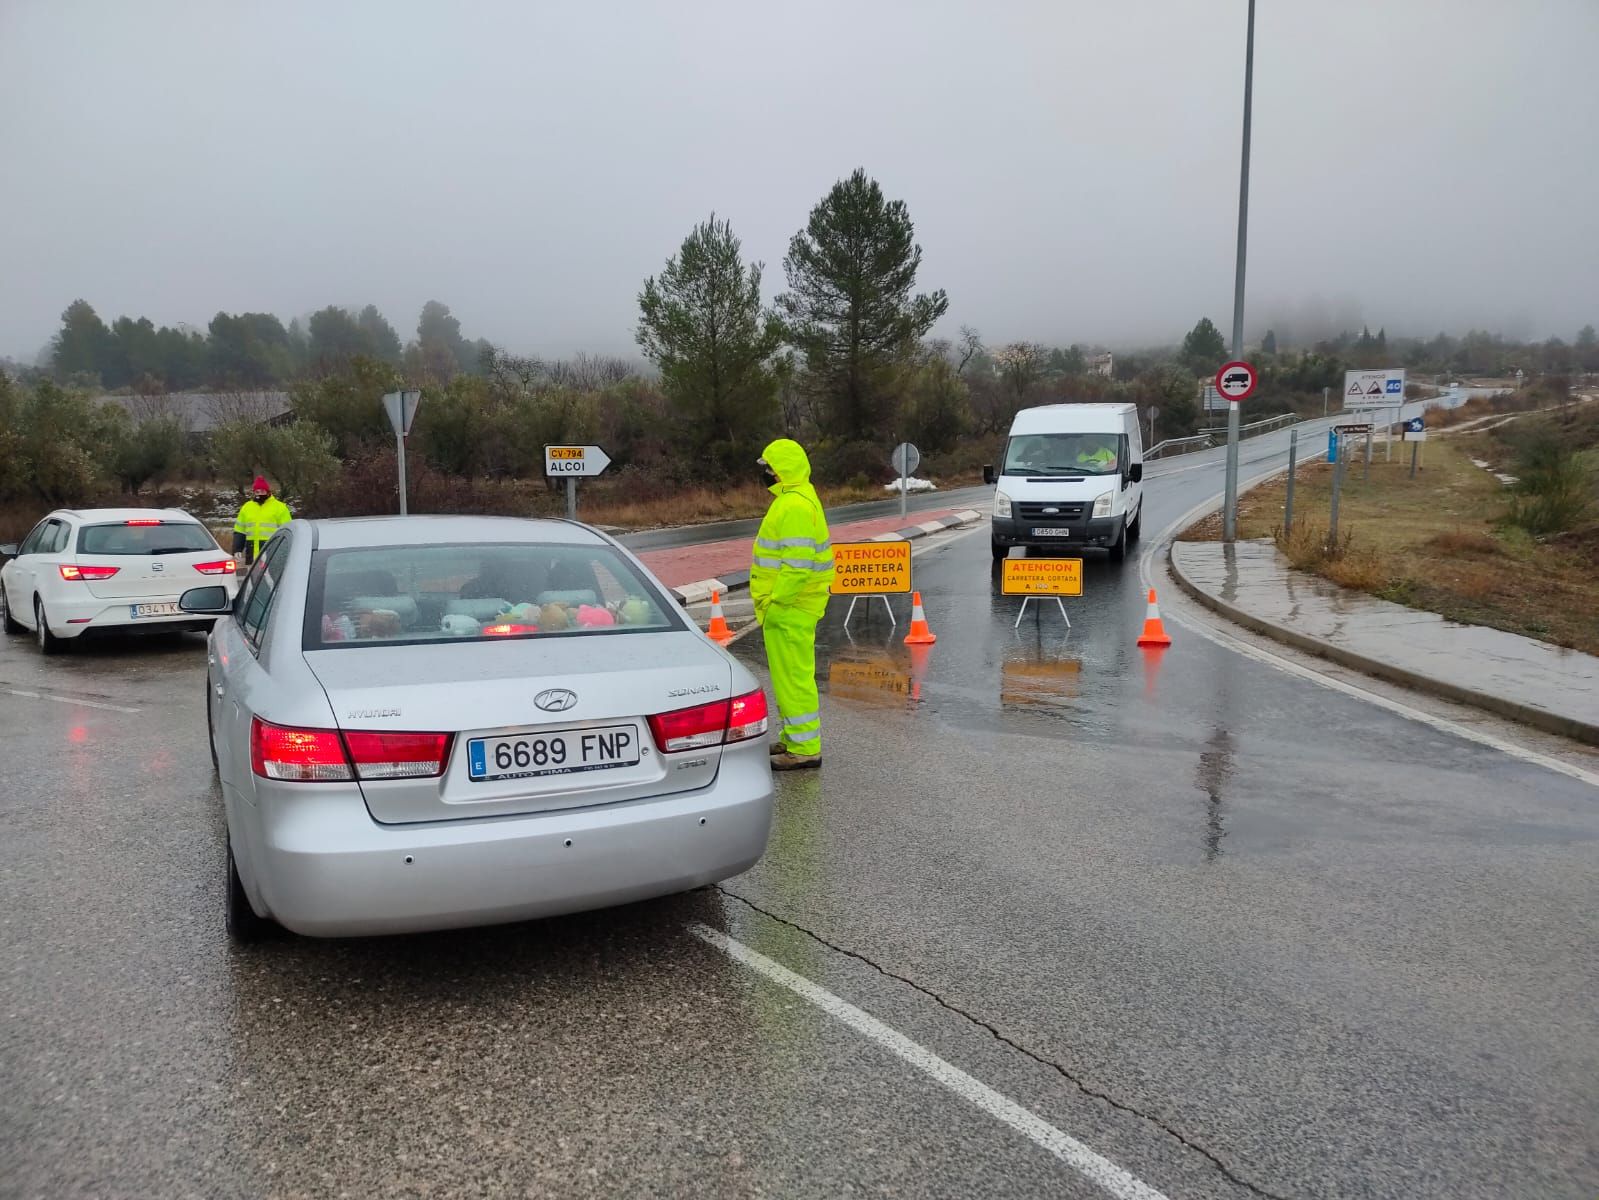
[43,591,233,638]
[242,742,775,937]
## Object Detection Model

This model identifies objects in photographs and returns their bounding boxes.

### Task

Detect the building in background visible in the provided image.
[1087,353,1114,378]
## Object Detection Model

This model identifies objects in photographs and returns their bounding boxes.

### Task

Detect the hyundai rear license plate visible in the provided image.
[468,725,639,782]
[1031,527,1074,537]
[131,602,181,618]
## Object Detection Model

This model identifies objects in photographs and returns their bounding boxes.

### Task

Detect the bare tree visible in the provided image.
[545,353,638,391]
[956,325,984,375]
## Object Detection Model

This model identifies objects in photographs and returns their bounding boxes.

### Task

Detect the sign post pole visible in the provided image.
[1329,439,1344,548]
[1221,0,1256,544]
[1284,428,1298,533]
[566,476,577,520]
[1410,439,1419,480]
[1363,427,1373,482]
[382,390,422,517]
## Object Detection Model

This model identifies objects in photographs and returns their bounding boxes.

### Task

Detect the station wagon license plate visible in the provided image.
[131,602,181,618]
[1031,527,1074,537]
[467,725,639,782]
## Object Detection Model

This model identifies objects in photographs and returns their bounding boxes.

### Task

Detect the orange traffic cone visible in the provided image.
[904,592,937,645]
[1136,588,1172,648]
[706,590,734,645]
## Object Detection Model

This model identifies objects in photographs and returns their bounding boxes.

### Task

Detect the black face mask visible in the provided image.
[761,466,779,488]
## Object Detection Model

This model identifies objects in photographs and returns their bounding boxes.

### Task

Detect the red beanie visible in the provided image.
[252,476,270,493]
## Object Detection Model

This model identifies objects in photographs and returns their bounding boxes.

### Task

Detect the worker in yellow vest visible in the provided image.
[232,476,292,565]
[750,439,834,770]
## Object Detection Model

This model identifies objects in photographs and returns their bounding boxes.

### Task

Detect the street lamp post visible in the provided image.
[1222,0,1256,544]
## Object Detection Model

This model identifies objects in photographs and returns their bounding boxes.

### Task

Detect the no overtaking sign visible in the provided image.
[1215,361,1258,402]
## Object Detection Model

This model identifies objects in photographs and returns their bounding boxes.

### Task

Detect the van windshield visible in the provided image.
[1002,433,1125,476]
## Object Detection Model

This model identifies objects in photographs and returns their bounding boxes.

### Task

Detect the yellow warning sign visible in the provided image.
[829,540,912,595]
[1001,558,1084,596]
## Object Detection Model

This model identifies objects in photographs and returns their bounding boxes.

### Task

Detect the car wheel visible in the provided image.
[34,598,65,656]
[1108,522,1128,563]
[991,538,1009,561]
[1,585,23,635]
[225,842,275,943]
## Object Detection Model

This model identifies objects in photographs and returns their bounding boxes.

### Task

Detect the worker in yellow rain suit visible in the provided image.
[232,475,293,565]
[750,439,834,770]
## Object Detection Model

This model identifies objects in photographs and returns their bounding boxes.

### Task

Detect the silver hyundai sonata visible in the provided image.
[183,515,774,941]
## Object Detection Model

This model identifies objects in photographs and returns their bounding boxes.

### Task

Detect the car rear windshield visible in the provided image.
[1002,433,1127,476]
[77,521,216,555]
[304,542,685,649]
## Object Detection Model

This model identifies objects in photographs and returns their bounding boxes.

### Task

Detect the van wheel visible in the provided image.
[1127,510,1142,544]
[1108,522,1128,563]
[991,539,1009,561]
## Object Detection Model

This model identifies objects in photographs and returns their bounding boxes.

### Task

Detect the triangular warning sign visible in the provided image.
[1367,382,1383,395]
[1347,381,1362,394]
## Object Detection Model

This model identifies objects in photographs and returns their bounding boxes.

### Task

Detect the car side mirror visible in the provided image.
[982,465,996,485]
[1128,463,1143,483]
[0,544,16,561]
[179,585,232,615]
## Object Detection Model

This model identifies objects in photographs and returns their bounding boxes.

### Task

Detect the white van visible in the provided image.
[983,403,1144,562]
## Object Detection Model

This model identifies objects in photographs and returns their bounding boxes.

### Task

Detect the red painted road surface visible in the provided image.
[637,509,959,590]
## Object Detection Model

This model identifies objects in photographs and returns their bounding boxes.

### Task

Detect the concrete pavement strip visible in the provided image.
[1170,539,1599,748]
[668,509,985,606]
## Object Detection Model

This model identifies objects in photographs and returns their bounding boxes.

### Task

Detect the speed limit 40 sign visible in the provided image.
[1215,360,1258,402]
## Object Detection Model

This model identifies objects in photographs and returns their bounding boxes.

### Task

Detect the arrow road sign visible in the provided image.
[1215,360,1258,402]
[544,445,613,477]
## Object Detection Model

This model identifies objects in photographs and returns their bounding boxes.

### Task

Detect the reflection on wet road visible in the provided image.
[4,419,1599,1198]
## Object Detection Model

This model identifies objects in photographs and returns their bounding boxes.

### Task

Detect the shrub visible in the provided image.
[1502,427,1594,536]
[211,419,339,506]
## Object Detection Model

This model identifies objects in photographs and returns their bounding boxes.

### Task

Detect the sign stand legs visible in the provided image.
[842,594,896,632]
[1014,596,1070,630]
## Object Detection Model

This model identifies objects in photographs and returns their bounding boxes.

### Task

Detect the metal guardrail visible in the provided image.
[1198,412,1300,439]
[1148,412,1300,460]
[1145,433,1214,460]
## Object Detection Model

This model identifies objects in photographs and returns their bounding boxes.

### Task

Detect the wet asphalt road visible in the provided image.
[3,420,1598,1199]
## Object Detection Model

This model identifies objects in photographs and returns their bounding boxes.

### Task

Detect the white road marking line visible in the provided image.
[690,923,1170,1200]
[3,688,140,714]
[1140,462,1599,791]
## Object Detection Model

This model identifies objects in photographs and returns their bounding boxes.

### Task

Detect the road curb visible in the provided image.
[670,509,984,605]
[1167,542,1599,748]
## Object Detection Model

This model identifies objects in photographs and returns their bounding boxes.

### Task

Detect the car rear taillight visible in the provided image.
[483,623,540,637]
[250,718,353,782]
[59,564,119,581]
[342,731,452,780]
[725,689,768,744]
[648,688,768,753]
[193,559,236,575]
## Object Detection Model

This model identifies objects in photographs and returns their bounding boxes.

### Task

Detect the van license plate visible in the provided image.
[468,725,639,782]
[1031,527,1073,537]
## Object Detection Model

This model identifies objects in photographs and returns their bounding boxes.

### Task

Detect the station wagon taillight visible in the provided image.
[250,718,452,782]
[193,559,236,575]
[648,688,768,754]
[59,564,119,581]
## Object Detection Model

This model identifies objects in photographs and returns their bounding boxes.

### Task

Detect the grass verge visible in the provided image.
[1181,438,1599,655]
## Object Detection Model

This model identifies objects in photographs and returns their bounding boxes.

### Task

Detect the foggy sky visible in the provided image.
[3,0,1596,362]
